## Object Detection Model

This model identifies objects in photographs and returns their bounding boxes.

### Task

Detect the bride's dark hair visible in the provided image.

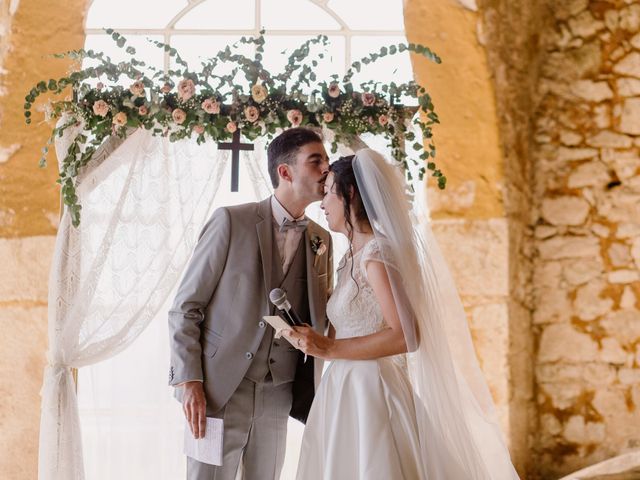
[329,155,371,242]
[329,155,372,294]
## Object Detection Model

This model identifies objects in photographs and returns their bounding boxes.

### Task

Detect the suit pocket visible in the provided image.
[201,333,220,358]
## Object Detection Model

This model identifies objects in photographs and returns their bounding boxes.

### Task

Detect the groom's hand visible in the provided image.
[182,381,207,439]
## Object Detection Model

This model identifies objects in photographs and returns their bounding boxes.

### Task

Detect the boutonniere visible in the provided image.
[311,235,327,267]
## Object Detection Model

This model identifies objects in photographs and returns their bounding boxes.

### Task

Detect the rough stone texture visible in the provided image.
[0,236,56,480]
[0,0,88,237]
[532,1,640,477]
[0,1,88,479]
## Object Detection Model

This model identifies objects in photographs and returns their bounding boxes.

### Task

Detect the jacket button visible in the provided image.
[258,320,266,328]
[245,352,254,360]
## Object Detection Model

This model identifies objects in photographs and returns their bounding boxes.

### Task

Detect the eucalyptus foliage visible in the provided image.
[26,30,444,227]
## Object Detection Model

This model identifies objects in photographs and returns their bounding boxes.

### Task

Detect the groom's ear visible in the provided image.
[277,163,293,184]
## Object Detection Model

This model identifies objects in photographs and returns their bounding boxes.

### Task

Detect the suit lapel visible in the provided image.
[305,224,321,330]
[256,197,274,302]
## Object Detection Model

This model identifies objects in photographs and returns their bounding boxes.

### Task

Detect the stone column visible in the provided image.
[0,1,88,478]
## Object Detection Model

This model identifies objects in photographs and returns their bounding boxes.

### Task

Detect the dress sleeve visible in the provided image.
[360,238,398,278]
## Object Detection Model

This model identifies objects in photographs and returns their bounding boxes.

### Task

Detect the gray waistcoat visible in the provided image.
[244,234,310,385]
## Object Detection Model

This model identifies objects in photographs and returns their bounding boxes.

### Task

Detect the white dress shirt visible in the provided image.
[271,195,305,275]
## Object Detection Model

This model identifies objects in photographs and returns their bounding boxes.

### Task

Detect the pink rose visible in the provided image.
[328,82,340,98]
[361,92,376,107]
[226,121,237,133]
[322,111,334,123]
[201,98,220,114]
[96,82,104,91]
[92,99,109,117]
[112,111,127,126]
[138,105,148,116]
[172,108,187,124]
[244,105,259,123]
[193,124,205,135]
[129,80,145,97]
[287,109,303,127]
[161,83,172,94]
[177,78,196,101]
[378,114,388,126]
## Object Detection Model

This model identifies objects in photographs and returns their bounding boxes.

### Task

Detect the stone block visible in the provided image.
[614,52,640,78]
[608,242,632,267]
[0,236,56,302]
[563,257,604,285]
[587,131,633,148]
[620,98,640,135]
[599,338,628,364]
[557,147,598,162]
[538,323,599,363]
[567,161,610,188]
[618,78,640,97]
[575,279,614,320]
[608,269,640,284]
[538,236,600,260]
[541,196,591,226]
[571,80,613,102]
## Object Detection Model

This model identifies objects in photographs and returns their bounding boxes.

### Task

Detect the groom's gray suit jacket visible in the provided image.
[168,197,333,422]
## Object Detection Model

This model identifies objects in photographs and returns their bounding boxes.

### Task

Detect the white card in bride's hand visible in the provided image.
[183,417,223,466]
[263,315,293,340]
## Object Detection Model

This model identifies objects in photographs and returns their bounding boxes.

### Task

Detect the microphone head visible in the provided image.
[269,288,287,308]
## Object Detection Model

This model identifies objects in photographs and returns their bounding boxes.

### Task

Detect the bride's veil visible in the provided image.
[352,149,520,479]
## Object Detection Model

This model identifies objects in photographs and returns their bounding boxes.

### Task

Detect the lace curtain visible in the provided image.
[39,118,270,479]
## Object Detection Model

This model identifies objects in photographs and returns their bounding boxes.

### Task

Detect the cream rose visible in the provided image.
[361,92,376,107]
[112,111,127,126]
[226,121,237,133]
[172,108,187,124]
[161,83,172,94]
[328,82,340,98]
[129,80,145,97]
[177,78,196,102]
[251,84,268,103]
[322,111,334,123]
[287,109,303,127]
[93,100,109,117]
[378,114,389,126]
[244,105,260,123]
[193,124,205,135]
[138,105,148,116]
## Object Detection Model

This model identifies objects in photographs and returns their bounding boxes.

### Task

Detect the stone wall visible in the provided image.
[0,1,88,478]
[405,1,536,476]
[533,0,640,477]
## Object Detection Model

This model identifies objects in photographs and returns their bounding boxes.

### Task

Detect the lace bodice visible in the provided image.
[327,239,388,339]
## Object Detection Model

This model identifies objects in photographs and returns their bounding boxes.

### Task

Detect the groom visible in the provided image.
[168,127,333,480]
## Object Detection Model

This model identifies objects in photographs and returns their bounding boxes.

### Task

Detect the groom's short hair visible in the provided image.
[267,128,323,188]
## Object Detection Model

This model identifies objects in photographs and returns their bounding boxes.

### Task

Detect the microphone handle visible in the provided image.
[279,309,296,327]
[286,306,308,327]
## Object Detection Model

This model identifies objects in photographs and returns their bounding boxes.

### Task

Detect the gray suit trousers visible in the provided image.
[187,376,293,480]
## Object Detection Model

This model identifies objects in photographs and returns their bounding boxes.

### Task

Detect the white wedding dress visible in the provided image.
[296,238,426,480]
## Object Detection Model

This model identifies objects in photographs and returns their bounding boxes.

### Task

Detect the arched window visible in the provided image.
[78,2,410,479]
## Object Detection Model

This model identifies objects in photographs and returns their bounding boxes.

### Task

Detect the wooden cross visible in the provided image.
[218,130,254,192]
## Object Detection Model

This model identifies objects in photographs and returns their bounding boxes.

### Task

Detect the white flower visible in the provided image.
[251,84,268,103]
[177,78,196,102]
[328,82,340,98]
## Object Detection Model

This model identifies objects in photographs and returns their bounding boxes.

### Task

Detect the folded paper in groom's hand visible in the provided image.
[183,417,223,466]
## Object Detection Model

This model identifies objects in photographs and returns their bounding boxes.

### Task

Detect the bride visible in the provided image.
[283,149,520,479]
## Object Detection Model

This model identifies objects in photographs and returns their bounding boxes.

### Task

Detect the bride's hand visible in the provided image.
[283,326,335,360]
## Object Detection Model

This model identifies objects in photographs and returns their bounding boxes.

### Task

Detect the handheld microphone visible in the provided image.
[269,288,307,326]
